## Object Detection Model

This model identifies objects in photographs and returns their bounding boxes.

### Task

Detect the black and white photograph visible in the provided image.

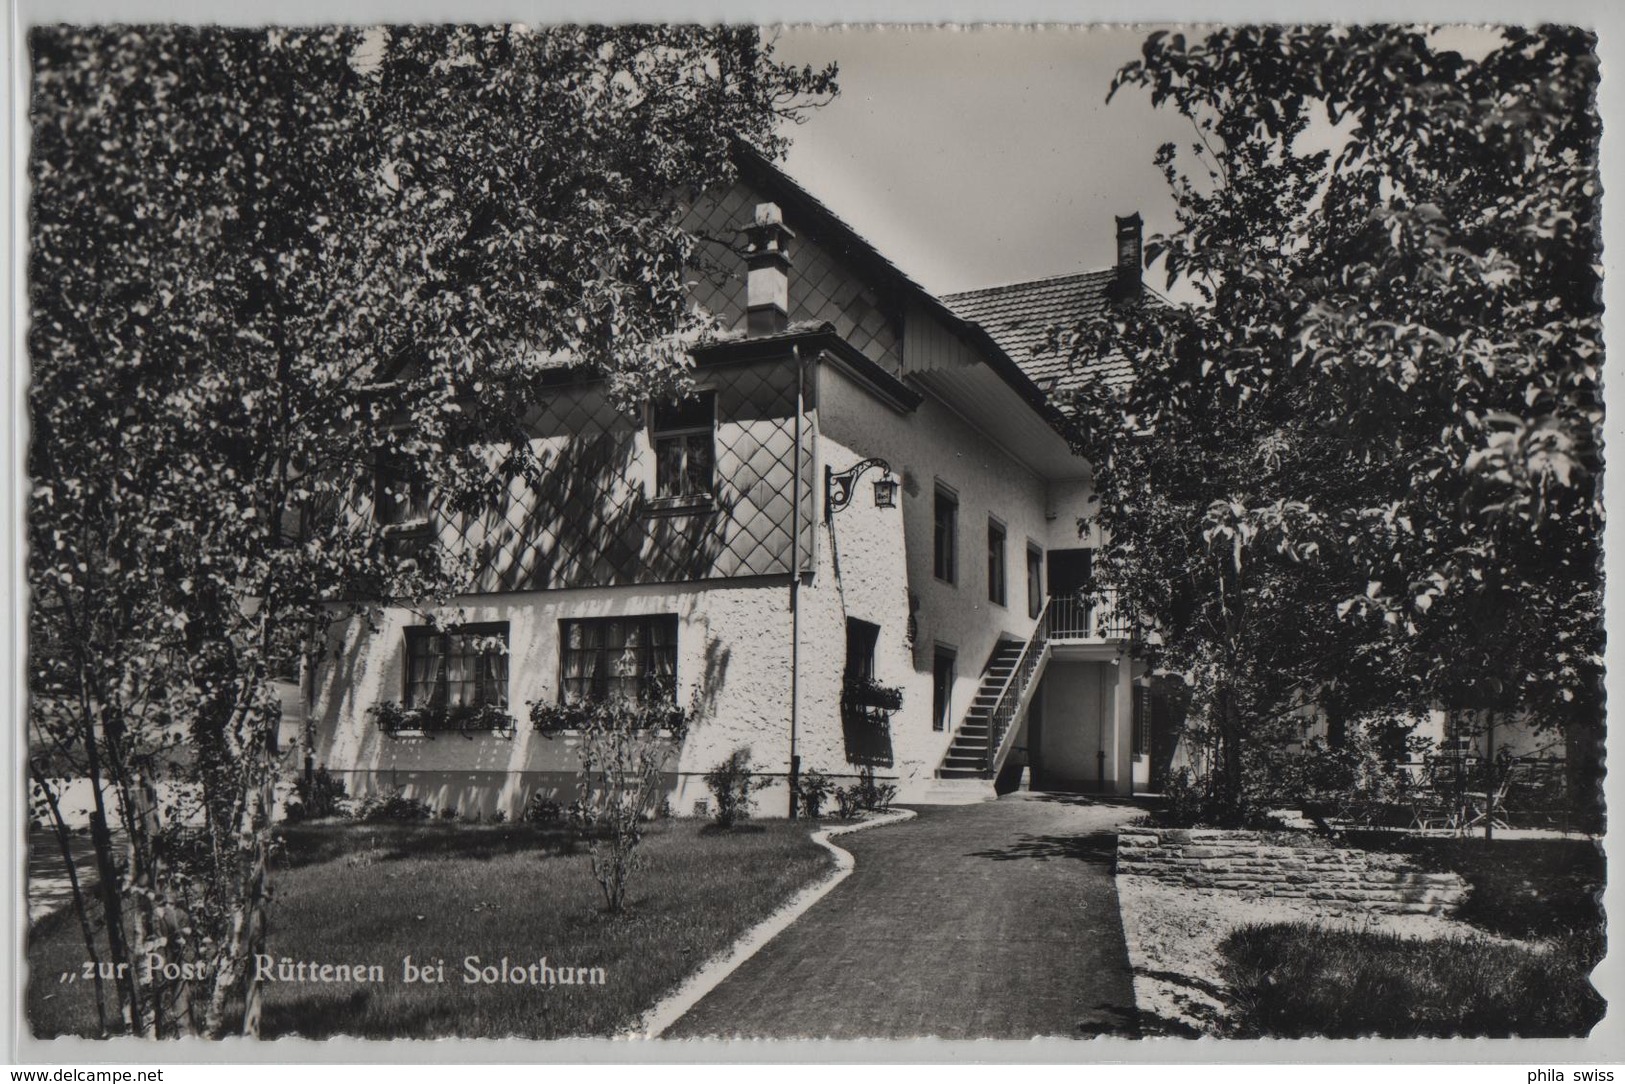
[7,6,1615,1060]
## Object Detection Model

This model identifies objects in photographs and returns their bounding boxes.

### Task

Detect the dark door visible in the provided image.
[1047,548,1093,601]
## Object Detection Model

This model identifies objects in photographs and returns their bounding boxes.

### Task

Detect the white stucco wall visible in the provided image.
[309,576,828,819]
[816,353,1097,789]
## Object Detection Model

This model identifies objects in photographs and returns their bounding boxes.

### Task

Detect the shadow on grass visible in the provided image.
[274,821,590,870]
[698,823,767,837]
[1219,921,1606,1038]
[965,829,1118,865]
[1340,832,1605,940]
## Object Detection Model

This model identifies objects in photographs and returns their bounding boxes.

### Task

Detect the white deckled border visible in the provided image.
[623,807,918,1040]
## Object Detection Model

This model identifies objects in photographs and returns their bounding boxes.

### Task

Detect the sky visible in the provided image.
[766,26,1197,297]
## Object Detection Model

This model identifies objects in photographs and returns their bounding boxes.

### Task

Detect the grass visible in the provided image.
[1218,922,1605,1038]
[28,818,834,1039]
[1214,834,1606,1038]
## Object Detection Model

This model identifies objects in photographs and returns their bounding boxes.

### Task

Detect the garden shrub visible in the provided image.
[357,788,434,822]
[796,769,833,818]
[833,784,863,820]
[284,765,350,822]
[854,767,896,813]
[704,748,764,828]
[524,793,565,824]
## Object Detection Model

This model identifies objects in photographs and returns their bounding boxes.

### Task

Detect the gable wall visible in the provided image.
[685,182,903,373]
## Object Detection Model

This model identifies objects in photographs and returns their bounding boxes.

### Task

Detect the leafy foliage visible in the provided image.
[284,765,352,822]
[703,748,768,829]
[356,788,435,823]
[795,768,834,818]
[27,23,833,1034]
[1054,26,1601,822]
[371,700,517,735]
[534,697,689,913]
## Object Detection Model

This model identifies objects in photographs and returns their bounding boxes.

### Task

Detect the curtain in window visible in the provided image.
[559,615,679,705]
[647,617,677,701]
[562,620,602,704]
[405,630,445,709]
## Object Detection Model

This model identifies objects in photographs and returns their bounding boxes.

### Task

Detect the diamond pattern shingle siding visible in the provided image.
[943,272,1139,397]
[685,183,902,373]
[431,359,815,593]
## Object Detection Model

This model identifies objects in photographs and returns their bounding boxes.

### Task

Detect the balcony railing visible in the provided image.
[1045,589,1133,640]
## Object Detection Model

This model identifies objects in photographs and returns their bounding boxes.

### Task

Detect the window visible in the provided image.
[932,647,957,732]
[844,618,879,682]
[560,614,678,704]
[987,519,1007,606]
[1027,544,1044,619]
[652,394,715,500]
[374,448,428,528]
[404,623,508,710]
[933,486,958,583]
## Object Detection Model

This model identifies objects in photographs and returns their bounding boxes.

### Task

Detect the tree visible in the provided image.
[1053,26,1600,822]
[28,24,834,1036]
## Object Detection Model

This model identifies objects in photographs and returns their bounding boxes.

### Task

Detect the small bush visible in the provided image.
[1218,922,1605,1038]
[704,748,766,828]
[285,765,350,822]
[441,806,459,821]
[856,768,896,812]
[797,769,834,818]
[524,793,565,824]
[833,785,864,820]
[358,788,435,822]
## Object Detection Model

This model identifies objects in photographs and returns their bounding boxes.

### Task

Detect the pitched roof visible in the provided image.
[943,271,1139,398]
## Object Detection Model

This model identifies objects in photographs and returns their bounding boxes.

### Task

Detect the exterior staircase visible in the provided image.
[931,598,1056,803]
[938,639,1025,779]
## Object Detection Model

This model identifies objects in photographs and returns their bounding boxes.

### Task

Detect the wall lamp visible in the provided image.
[826,457,898,515]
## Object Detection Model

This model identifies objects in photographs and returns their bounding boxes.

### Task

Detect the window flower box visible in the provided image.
[841,677,904,712]
[372,700,516,737]
[531,697,687,737]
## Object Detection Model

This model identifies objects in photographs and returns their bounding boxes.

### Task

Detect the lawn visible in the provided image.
[1214,834,1606,1038]
[1219,923,1605,1038]
[28,818,834,1039]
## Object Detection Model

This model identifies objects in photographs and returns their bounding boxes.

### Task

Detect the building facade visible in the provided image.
[306,151,1155,817]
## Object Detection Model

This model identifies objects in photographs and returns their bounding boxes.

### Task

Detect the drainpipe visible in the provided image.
[788,344,805,818]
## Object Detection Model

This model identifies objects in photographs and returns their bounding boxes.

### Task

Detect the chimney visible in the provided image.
[1113,212,1143,302]
[743,202,795,336]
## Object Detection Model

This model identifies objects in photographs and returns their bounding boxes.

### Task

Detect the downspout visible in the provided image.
[788,344,805,818]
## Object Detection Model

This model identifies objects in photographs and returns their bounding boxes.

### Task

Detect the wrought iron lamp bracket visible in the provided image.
[825,457,894,516]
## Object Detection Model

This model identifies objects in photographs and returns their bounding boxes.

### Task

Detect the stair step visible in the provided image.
[935,767,992,781]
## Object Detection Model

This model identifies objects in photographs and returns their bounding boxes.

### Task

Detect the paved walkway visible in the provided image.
[666,792,1142,1040]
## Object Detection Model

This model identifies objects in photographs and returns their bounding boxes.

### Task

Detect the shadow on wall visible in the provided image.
[463,425,733,592]
[689,634,732,724]
[841,707,895,768]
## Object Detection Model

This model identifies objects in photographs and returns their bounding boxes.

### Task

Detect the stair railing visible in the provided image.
[984,597,1052,774]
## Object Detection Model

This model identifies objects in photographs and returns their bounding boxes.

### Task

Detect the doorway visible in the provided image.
[1047,548,1093,600]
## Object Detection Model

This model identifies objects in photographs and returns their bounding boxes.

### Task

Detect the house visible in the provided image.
[305,149,1166,818]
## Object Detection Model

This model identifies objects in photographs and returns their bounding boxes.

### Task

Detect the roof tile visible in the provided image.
[943,271,1141,396]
